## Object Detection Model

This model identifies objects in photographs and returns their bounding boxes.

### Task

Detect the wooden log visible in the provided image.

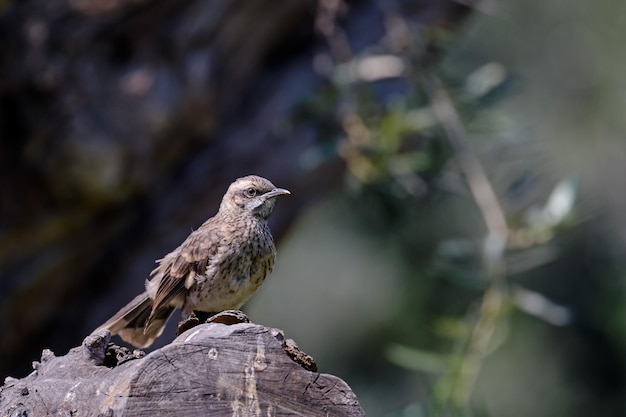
[0,320,364,416]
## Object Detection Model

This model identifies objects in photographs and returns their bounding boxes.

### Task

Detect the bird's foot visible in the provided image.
[176,313,201,335]
[176,310,251,336]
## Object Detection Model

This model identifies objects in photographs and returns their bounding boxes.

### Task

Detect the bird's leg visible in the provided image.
[175,310,218,336]
[176,310,252,335]
[193,310,213,323]
[176,312,201,336]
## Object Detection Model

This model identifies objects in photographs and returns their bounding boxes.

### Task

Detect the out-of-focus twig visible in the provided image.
[423,74,508,243]
[318,2,510,411]
[421,73,509,412]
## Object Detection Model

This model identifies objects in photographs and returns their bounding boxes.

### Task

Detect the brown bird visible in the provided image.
[95,175,290,348]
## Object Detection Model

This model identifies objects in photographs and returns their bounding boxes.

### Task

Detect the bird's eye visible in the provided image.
[244,188,257,197]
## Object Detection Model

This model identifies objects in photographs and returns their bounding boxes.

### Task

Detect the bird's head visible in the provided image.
[220,175,290,220]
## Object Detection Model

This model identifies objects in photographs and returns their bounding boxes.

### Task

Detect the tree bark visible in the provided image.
[1,320,364,416]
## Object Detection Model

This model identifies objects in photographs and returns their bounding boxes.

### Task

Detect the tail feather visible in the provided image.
[94,291,175,348]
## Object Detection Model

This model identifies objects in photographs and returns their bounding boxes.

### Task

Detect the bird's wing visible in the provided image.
[150,223,223,314]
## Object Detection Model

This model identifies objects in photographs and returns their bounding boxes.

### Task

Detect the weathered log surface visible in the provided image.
[0,322,364,416]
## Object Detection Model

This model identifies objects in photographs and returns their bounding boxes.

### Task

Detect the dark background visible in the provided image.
[1,1,625,416]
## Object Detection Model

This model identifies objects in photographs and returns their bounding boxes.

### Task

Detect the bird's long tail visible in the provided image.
[94,291,175,348]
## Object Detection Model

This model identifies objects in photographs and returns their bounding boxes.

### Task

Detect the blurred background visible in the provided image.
[1,0,625,416]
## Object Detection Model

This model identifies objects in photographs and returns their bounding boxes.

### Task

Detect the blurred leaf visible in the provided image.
[379,110,404,153]
[505,245,560,274]
[385,344,447,374]
[433,317,470,340]
[333,55,405,84]
[430,238,485,288]
[403,107,438,132]
[512,285,573,326]
[463,62,507,100]
[390,152,431,175]
[525,177,578,229]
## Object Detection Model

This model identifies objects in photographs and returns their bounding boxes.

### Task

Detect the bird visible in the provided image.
[94,175,290,348]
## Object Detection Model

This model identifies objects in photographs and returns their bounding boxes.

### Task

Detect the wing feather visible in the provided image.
[149,221,223,317]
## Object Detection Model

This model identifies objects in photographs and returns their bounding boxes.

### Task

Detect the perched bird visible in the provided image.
[95,175,290,348]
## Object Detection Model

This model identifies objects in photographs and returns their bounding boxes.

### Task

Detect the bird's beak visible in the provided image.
[263,188,291,199]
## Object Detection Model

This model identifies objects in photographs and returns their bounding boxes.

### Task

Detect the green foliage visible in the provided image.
[295,9,614,417]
